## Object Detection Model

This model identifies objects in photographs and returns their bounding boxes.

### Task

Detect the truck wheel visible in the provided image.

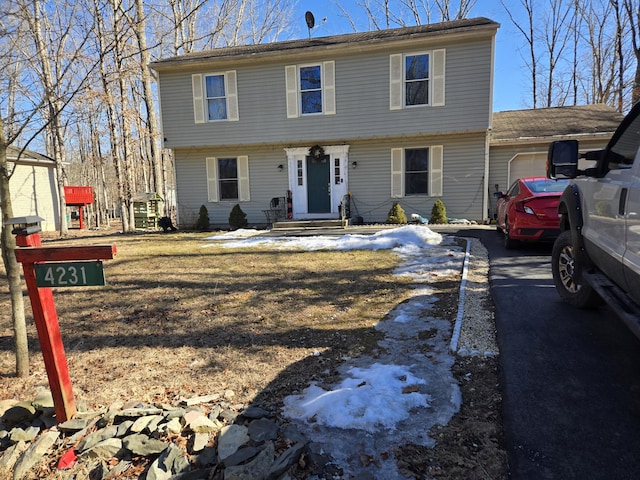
[504,218,518,249]
[551,230,602,308]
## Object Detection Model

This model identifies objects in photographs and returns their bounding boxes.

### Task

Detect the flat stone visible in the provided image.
[79,437,123,460]
[220,445,262,468]
[116,420,134,437]
[217,425,249,462]
[9,425,39,442]
[32,390,54,410]
[77,425,119,452]
[12,430,59,480]
[191,432,209,453]
[162,443,190,474]
[0,441,27,476]
[267,441,306,479]
[182,394,220,406]
[131,414,163,433]
[162,417,182,435]
[248,418,278,442]
[188,416,217,434]
[225,441,274,480]
[122,433,167,456]
[194,446,217,467]
[58,418,90,432]
[117,407,163,418]
[164,408,186,420]
[241,406,270,419]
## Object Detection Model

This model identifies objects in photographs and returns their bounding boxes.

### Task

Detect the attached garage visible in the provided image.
[506,152,548,185]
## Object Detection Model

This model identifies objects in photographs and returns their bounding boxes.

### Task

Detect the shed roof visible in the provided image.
[491,104,624,143]
[6,145,55,165]
[150,17,499,70]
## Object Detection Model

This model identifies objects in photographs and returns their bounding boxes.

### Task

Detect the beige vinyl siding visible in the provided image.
[173,133,487,227]
[175,146,290,228]
[347,135,486,223]
[159,39,493,149]
[10,163,59,232]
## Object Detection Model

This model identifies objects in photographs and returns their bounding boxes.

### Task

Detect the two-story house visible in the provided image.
[151,18,499,228]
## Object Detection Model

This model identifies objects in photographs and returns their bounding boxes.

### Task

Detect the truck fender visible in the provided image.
[558,183,593,271]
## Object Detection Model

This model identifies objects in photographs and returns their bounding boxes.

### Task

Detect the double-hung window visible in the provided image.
[391,146,443,197]
[192,71,239,123]
[286,61,336,118]
[206,156,250,202]
[390,49,445,110]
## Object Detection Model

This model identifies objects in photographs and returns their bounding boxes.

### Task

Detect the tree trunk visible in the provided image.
[0,120,29,377]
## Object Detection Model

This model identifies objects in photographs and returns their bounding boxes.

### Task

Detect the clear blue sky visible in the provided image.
[293,1,528,112]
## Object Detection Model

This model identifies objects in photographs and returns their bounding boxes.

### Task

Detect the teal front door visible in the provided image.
[306,155,331,213]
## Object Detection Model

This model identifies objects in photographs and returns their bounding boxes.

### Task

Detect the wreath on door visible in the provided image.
[309,144,325,160]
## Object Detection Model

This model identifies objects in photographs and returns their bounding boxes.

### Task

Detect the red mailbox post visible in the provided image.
[7,216,116,422]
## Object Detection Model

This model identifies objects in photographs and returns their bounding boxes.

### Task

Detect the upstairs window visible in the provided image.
[205,75,228,120]
[390,49,445,110]
[405,54,429,106]
[286,61,336,118]
[300,65,322,114]
[192,71,239,123]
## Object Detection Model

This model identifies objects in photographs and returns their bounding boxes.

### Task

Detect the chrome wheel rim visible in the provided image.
[558,244,579,293]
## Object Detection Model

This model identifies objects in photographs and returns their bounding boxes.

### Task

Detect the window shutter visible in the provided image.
[226,70,239,121]
[285,65,298,118]
[192,74,205,124]
[206,157,218,202]
[391,148,404,198]
[323,61,336,115]
[429,145,443,197]
[238,156,250,201]
[389,54,403,110]
[431,49,446,107]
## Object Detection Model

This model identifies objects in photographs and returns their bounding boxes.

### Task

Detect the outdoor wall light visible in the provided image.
[277,164,284,171]
[352,161,358,168]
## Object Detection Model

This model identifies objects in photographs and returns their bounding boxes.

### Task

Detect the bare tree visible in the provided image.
[501,0,539,108]
[623,0,640,105]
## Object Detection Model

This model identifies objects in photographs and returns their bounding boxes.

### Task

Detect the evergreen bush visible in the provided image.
[229,204,248,230]
[429,199,448,224]
[194,205,210,231]
[387,202,407,224]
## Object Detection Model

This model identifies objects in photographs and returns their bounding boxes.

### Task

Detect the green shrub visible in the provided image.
[429,199,448,224]
[387,202,407,224]
[229,204,248,229]
[194,205,210,231]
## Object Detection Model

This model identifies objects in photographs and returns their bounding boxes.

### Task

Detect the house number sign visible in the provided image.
[35,261,105,287]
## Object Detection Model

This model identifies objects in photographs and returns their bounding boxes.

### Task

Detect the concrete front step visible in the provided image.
[271,219,348,230]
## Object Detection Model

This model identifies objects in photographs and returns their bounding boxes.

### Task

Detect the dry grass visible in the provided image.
[0,230,416,410]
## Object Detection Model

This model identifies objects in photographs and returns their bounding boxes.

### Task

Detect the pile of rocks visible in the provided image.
[0,391,336,480]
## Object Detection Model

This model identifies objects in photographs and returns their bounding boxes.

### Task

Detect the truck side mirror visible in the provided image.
[547,140,579,179]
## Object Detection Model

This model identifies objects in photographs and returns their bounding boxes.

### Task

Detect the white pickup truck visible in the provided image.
[547,102,640,335]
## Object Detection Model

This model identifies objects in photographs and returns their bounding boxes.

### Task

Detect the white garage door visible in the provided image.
[508,153,547,185]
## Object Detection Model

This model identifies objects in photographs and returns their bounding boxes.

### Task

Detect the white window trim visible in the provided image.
[192,71,239,124]
[390,146,443,198]
[206,155,250,202]
[285,61,336,118]
[389,49,445,110]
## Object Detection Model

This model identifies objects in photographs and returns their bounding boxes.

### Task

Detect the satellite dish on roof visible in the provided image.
[305,11,315,29]
[305,11,315,38]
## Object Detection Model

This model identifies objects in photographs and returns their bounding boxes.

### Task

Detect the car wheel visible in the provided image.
[503,218,518,249]
[551,230,602,308]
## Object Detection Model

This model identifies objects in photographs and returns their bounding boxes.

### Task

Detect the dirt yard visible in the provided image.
[0,226,508,479]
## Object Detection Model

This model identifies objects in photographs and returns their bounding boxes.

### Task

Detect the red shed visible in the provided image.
[64,186,94,229]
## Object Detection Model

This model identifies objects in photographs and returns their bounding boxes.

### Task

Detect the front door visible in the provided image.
[306,155,331,213]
